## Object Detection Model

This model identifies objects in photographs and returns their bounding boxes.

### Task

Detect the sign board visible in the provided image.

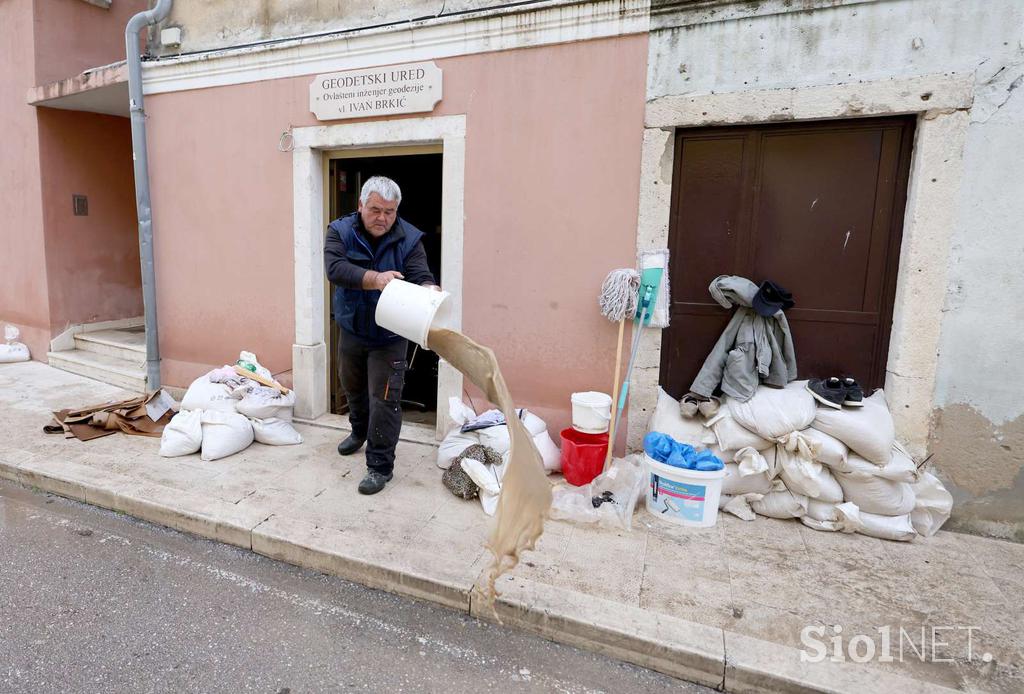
[309,62,442,121]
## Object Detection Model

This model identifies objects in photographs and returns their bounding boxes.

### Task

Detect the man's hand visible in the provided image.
[363,270,404,291]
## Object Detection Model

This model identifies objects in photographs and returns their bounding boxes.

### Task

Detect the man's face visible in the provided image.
[358,192,398,237]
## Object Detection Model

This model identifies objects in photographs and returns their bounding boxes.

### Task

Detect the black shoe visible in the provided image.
[337,435,366,456]
[841,377,865,407]
[358,470,393,495]
[806,377,846,409]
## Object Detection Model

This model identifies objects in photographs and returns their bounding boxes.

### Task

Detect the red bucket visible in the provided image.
[560,428,609,486]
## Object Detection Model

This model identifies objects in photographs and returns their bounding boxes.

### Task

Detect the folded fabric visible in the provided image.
[643,432,724,471]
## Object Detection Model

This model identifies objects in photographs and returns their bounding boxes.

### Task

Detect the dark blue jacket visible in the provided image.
[324,212,434,345]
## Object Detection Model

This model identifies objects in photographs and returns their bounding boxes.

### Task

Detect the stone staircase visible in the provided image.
[48,326,147,393]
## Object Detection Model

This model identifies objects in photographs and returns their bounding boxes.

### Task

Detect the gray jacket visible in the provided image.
[689,276,798,402]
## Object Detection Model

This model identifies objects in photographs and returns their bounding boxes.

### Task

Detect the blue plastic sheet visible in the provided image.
[643,432,724,471]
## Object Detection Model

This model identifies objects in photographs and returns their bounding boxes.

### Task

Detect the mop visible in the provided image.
[599,268,639,471]
[609,249,669,459]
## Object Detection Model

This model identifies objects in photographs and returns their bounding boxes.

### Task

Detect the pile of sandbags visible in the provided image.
[160,355,302,461]
[649,385,953,541]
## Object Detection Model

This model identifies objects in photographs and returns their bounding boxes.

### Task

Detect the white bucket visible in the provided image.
[374,279,454,350]
[570,391,612,434]
[644,454,726,528]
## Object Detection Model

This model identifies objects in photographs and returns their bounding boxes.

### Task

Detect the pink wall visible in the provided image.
[0,0,50,359]
[37,108,143,333]
[146,35,648,433]
[33,0,148,85]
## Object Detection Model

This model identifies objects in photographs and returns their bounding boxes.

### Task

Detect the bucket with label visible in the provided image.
[644,453,725,528]
[570,391,612,434]
[375,279,453,350]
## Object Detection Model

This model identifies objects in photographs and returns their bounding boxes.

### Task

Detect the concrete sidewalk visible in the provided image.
[1,361,1020,693]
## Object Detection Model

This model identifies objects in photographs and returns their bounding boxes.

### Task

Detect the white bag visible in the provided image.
[159,410,203,457]
[437,398,482,469]
[813,390,895,464]
[841,445,920,484]
[778,446,844,503]
[705,410,772,452]
[802,428,850,471]
[719,493,765,521]
[200,410,254,461]
[650,387,710,447]
[858,512,917,542]
[532,430,561,473]
[550,455,646,530]
[801,501,862,533]
[0,324,30,363]
[721,462,774,496]
[751,489,808,519]
[910,472,954,537]
[251,417,303,446]
[728,381,817,441]
[733,445,778,477]
[235,385,296,421]
[835,471,916,515]
[182,375,238,414]
[461,455,503,516]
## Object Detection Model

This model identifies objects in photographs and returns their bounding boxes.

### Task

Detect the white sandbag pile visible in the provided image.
[160,352,302,461]
[0,324,31,363]
[649,385,954,542]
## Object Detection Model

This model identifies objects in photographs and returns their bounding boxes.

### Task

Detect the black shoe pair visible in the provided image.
[806,377,864,409]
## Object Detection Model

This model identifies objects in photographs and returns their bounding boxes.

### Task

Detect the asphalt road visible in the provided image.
[0,480,712,693]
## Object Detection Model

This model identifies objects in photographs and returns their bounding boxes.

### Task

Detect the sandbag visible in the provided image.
[251,417,303,446]
[0,325,30,363]
[858,512,917,542]
[721,462,774,496]
[733,445,778,477]
[478,411,559,472]
[802,428,850,471]
[532,429,561,473]
[835,471,916,515]
[181,375,238,414]
[235,385,296,421]
[705,411,771,452]
[437,398,482,469]
[728,381,817,441]
[778,446,844,503]
[910,472,954,537]
[200,410,254,461]
[650,387,710,447]
[159,410,202,457]
[751,489,808,519]
[801,501,862,533]
[719,493,764,521]
[813,390,894,464]
[841,445,920,484]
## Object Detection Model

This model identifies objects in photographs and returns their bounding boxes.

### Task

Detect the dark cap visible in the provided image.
[752,280,794,317]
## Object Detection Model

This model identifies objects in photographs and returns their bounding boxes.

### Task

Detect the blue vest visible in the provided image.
[330,212,424,344]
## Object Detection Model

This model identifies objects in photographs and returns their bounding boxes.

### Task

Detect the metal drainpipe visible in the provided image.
[126,0,173,391]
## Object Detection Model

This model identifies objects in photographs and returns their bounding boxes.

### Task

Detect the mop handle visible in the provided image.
[611,301,649,440]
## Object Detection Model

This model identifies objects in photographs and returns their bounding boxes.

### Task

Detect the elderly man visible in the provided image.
[324,176,438,495]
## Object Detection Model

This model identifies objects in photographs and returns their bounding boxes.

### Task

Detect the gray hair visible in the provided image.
[359,176,402,206]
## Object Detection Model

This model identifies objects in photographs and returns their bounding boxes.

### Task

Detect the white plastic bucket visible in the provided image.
[375,279,454,350]
[644,454,726,528]
[570,391,612,434]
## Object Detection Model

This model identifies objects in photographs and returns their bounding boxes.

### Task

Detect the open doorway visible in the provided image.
[326,148,444,427]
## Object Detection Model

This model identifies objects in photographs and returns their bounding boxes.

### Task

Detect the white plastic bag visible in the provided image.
[835,471,916,516]
[728,381,817,441]
[235,385,296,421]
[801,501,862,533]
[200,410,254,461]
[813,390,895,464]
[910,472,954,537]
[751,489,808,519]
[237,350,272,380]
[549,455,646,530]
[858,512,917,542]
[159,410,202,457]
[532,429,561,473]
[705,410,771,452]
[650,387,710,447]
[0,324,30,363]
[437,398,481,470]
[182,375,238,413]
[460,455,504,516]
[251,417,303,446]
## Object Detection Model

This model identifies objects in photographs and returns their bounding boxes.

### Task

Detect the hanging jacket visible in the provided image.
[689,275,797,402]
[324,212,435,345]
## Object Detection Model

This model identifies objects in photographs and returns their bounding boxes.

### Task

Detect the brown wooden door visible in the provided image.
[660,117,915,399]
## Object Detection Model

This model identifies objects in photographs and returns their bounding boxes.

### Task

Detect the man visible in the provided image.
[324,176,438,495]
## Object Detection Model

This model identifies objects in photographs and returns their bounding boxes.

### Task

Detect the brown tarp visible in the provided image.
[44,392,173,442]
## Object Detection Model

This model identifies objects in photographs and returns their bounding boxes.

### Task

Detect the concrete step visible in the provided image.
[74,328,147,366]
[47,349,147,393]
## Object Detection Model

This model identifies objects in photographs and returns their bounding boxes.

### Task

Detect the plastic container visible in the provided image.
[570,391,612,434]
[375,279,454,350]
[560,427,609,486]
[644,453,726,528]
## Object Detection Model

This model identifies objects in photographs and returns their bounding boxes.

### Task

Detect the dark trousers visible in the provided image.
[339,333,408,475]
